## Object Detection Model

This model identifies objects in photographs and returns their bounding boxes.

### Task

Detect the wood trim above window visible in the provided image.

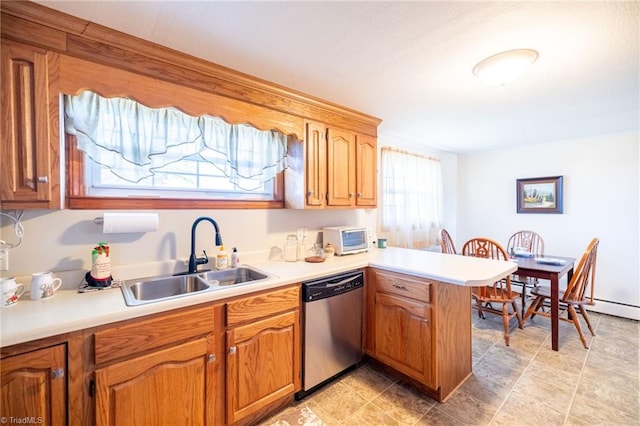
[59,54,306,141]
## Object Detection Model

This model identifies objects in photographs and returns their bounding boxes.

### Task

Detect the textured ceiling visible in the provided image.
[38,1,640,153]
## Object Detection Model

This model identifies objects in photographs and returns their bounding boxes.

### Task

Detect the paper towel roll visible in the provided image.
[102,213,159,233]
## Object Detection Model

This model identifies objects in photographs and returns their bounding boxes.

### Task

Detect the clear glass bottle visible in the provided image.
[284,234,298,262]
[297,237,306,261]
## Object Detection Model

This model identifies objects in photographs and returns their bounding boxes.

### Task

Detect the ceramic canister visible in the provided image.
[1,277,26,307]
[30,272,62,300]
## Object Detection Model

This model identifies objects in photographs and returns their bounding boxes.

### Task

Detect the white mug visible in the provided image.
[1,277,26,307]
[30,272,62,300]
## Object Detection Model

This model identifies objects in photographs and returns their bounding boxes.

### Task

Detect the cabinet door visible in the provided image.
[374,292,434,387]
[227,310,300,425]
[0,40,60,209]
[1,344,66,426]
[95,338,215,426]
[355,134,377,207]
[305,121,326,207]
[326,127,355,206]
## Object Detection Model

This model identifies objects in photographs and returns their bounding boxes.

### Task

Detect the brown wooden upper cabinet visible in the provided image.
[0,39,61,209]
[0,2,380,210]
[286,121,377,209]
[355,133,377,207]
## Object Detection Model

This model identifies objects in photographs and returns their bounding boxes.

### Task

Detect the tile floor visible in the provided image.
[262,310,640,426]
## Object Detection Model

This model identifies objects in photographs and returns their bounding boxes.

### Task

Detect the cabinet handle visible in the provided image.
[51,368,64,379]
[207,354,216,363]
[348,193,354,198]
[37,176,49,183]
[357,192,362,198]
[422,319,430,325]
[307,190,314,196]
[229,346,237,355]
[392,284,408,291]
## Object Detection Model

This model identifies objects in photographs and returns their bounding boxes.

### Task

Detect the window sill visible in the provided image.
[67,197,284,210]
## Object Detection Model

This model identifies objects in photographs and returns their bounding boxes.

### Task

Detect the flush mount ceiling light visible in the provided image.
[473,49,539,86]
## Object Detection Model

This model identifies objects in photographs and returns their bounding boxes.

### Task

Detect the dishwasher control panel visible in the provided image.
[301,270,363,302]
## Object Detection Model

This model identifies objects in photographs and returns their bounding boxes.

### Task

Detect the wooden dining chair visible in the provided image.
[506,230,545,257]
[506,230,545,315]
[524,238,600,349]
[440,229,457,254]
[462,238,524,346]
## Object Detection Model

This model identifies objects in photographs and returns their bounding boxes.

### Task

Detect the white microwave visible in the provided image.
[323,226,369,256]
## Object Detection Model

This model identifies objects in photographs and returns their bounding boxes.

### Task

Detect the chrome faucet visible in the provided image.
[188,216,223,274]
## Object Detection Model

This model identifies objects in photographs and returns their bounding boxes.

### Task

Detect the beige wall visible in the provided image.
[456,131,639,319]
[0,208,376,280]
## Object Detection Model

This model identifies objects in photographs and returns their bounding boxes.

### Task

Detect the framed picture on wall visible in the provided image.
[516,176,563,214]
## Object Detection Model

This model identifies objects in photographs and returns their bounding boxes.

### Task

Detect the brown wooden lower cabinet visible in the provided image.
[2,272,473,425]
[226,311,299,424]
[1,286,301,426]
[374,292,434,387]
[0,344,67,426]
[225,285,301,425]
[95,337,215,426]
[91,304,220,426]
[367,267,472,402]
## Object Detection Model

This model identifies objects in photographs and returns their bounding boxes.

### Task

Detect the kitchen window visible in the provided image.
[64,91,288,209]
[379,147,443,248]
[86,154,274,200]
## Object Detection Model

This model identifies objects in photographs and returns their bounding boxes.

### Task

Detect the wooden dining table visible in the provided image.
[511,255,576,351]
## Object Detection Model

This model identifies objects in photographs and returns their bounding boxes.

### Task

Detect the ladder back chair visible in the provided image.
[440,229,457,254]
[462,237,524,346]
[524,238,600,349]
[506,230,545,316]
[506,230,545,257]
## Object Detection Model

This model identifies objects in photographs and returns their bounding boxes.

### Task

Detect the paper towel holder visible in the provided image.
[93,212,160,233]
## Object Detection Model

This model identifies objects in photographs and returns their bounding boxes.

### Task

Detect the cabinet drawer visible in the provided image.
[374,269,431,303]
[94,305,215,365]
[227,285,299,326]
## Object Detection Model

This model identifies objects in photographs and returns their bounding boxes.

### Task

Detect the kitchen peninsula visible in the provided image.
[1,248,516,425]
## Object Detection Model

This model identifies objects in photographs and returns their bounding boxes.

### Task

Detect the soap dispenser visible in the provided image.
[231,247,239,268]
[216,245,228,269]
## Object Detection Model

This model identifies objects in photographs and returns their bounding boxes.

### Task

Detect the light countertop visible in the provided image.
[0,247,516,348]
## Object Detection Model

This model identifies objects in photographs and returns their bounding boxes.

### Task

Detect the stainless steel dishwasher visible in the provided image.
[297,269,364,398]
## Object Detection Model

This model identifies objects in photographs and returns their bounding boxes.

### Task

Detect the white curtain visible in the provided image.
[379,147,444,249]
[64,91,288,190]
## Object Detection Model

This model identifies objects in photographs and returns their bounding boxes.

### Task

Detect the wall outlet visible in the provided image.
[0,249,8,271]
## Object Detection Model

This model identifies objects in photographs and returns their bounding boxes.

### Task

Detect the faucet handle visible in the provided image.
[196,250,209,266]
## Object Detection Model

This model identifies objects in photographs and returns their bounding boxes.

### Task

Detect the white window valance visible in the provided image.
[64,91,288,191]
